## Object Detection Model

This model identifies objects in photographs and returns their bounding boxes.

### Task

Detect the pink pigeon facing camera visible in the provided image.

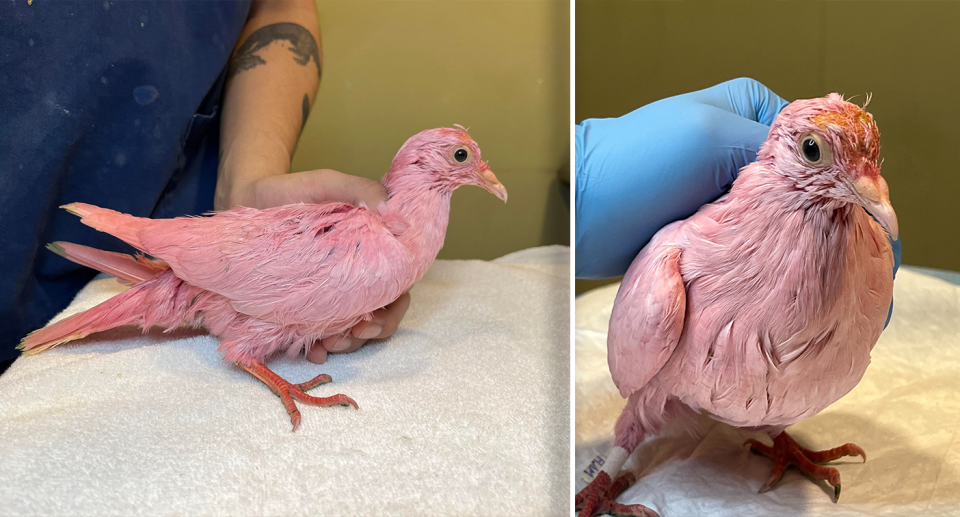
[576,95,897,517]
[20,126,507,431]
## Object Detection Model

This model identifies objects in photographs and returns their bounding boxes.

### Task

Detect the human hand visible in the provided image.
[575,77,791,279]
[218,168,390,212]
[306,292,412,364]
[217,168,412,364]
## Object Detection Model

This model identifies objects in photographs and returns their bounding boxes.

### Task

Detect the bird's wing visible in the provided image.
[607,243,687,399]
[136,203,414,324]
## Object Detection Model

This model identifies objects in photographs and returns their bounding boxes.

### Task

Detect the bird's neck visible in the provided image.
[732,162,850,215]
[381,169,452,279]
[725,163,857,309]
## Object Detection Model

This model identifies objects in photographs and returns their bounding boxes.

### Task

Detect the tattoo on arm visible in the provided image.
[300,94,310,135]
[229,22,321,79]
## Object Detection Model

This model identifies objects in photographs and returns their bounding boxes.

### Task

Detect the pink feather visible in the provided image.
[46,242,168,286]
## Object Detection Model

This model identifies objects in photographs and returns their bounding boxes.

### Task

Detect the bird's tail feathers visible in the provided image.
[18,283,153,354]
[61,202,151,250]
[47,242,168,286]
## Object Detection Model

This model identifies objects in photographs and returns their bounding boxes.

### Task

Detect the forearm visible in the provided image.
[215,0,321,210]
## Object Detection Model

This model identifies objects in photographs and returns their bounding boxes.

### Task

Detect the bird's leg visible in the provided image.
[746,431,866,501]
[239,361,358,432]
[575,401,660,517]
[576,456,659,517]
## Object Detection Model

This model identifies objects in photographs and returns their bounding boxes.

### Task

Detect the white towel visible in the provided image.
[575,266,960,517]
[0,246,570,516]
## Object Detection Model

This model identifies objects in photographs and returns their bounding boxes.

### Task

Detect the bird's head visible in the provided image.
[387,126,507,202]
[760,93,897,239]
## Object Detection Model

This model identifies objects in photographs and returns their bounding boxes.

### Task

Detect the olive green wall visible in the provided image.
[576,0,960,292]
[291,0,570,261]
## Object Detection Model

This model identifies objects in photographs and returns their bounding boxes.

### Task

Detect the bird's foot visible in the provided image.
[575,471,659,517]
[746,431,866,502]
[239,361,358,432]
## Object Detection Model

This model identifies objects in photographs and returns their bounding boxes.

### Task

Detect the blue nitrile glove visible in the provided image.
[575,78,901,323]
[576,78,790,278]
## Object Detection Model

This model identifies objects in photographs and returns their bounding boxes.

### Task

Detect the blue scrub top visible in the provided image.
[0,1,252,362]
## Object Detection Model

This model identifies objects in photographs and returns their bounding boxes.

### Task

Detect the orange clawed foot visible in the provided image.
[240,361,358,432]
[575,471,659,517]
[746,431,866,501]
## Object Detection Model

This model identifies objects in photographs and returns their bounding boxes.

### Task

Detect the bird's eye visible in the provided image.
[798,133,832,166]
[802,138,821,163]
[453,148,469,163]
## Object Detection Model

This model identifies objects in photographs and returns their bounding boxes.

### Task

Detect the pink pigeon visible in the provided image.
[19,126,507,431]
[576,95,897,516]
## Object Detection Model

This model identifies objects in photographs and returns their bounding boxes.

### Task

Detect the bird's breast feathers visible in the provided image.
[617,202,893,428]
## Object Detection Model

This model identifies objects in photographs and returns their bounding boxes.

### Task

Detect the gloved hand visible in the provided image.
[575,77,901,323]
[576,78,791,278]
[575,77,901,280]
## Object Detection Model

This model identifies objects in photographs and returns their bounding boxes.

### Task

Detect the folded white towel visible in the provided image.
[0,246,570,516]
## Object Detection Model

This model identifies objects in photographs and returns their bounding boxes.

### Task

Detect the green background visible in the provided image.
[291,0,570,261]
[576,0,960,293]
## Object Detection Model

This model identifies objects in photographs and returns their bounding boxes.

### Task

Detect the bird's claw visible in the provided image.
[239,361,357,432]
[597,501,661,517]
[749,432,862,502]
[576,471,657,517]
[295,373,332,392]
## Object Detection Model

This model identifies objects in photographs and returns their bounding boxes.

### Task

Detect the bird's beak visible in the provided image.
[477,164,508,202]
[853,174,898,240]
